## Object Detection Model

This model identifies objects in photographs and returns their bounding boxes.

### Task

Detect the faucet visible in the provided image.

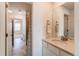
[61,36,68,41]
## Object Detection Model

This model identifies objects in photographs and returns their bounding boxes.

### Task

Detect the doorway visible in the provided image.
[6,2,32,56]
[12,17,27,56]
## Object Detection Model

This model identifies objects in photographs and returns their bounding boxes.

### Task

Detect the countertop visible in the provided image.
[43,37,74,55]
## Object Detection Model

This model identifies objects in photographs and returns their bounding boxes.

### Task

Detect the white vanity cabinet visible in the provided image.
[59,50,72,56]
[42,41,58,56]
[42,41,47,56]
[42,41,73,56]
[47,43,59,56]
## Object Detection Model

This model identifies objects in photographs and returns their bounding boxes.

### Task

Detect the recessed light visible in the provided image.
[18,10,22,14]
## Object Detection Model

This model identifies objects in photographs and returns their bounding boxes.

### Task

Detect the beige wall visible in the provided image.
[8,2,32,12]
[32,2,53,56]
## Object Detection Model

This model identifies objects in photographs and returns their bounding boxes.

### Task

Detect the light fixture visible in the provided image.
[53,2,66,8]
[18,10,22,14]
[8,9,13,13]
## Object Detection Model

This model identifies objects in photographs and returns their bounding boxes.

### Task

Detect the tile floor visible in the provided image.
[12,37,27,56]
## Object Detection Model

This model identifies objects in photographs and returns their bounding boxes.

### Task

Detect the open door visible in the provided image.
[6,3,13,56]
[0,2,6,56]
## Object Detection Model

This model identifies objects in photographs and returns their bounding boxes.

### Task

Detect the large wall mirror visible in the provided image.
[63,3,74,40]
[52,2,74,40]
[64,14,74,40]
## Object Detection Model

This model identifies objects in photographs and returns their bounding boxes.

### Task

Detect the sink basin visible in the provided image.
[52,39,73,46]
[52,37,61,41]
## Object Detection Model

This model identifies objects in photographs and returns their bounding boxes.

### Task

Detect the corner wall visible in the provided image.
[32,2,53,56]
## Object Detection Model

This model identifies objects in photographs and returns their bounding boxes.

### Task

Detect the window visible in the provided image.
[14,19,22,32]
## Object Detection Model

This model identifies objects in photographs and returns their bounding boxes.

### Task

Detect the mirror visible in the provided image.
[63,3,74,40]
[52,2,74,40]
[64,14,74,40]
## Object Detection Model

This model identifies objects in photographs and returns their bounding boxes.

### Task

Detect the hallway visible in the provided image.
[12,37,27,56]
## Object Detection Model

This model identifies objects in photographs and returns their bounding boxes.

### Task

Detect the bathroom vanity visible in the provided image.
[42,38,74,56]
[43,2,74,56]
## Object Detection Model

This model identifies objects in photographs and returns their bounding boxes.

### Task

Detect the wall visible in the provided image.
[9,2,32,12]
[32,2,53,56]
[0,2,5,56]
[74,2,79,56]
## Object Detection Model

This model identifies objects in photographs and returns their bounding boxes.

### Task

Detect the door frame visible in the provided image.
[64,14,69,37]
[0,2,6,56]
[5,2,32,56]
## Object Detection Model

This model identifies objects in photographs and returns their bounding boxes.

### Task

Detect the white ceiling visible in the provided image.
[25,2,33,5]
[63,2,74,10]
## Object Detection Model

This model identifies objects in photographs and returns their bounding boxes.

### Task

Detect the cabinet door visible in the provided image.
[42,41,57,56]
[42,41,47,56]
[60,50,72,56]
[42,46,47,56]
[46,49,56,56]
[42,41,47,48]
[47,43,59,55]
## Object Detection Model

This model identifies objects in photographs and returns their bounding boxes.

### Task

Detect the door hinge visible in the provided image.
[5,4,8,8]
[6,33,8,37]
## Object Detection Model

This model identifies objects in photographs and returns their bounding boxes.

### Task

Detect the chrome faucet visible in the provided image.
[61,36,68,41]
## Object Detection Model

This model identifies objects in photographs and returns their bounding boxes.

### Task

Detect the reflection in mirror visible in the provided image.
[64,15,69,37]
[52,2,74,40]
[63,3,74,40]
[55,21,59,36]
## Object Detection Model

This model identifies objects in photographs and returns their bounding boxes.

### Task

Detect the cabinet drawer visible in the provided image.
[60,50,72,56]
[42,41,47,48]
[47,43,59,55]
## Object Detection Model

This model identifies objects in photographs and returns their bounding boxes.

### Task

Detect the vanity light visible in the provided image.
[53,2,66,8]
[8,9,13,13]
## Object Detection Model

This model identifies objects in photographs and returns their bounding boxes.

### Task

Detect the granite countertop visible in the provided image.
[43,38,74,55]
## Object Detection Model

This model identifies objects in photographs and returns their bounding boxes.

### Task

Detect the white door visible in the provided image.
[6,3,13,56]
[0,2,6,56]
